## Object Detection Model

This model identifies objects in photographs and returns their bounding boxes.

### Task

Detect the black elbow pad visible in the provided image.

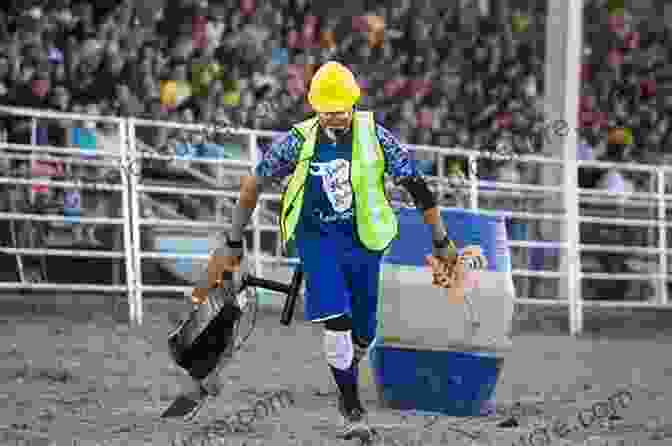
[397,176,436,211]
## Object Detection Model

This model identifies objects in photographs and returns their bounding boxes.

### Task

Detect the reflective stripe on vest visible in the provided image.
[279,111,398,252]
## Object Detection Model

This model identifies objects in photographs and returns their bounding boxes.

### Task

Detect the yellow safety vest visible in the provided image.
[280,111,398,252]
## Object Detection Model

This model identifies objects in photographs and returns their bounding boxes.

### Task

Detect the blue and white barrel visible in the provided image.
[369,207,515,416]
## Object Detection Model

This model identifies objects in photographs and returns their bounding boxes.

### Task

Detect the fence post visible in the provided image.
[435,150,444,207]
[566,0,583,336]
[119,120,138,325]
[126,118,143,325]
[545,0,583,335]
[469,154,478,210]
[657,169,667,305]
[249,132,262,282]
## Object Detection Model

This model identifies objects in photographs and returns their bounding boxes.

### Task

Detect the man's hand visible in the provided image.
[426,253,463,290]
[191,248,243,305]
[425,245,486,304]
[426,253,465,304]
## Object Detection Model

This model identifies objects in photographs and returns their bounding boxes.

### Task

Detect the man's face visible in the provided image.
[318,110,353,130]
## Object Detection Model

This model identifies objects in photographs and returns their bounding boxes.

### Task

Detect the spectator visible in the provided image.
[0,54,10,100]
[206,6,227,50]
[192,4,209,51]
[240,0,256,17]
[443,159,468,206]
[96,49,129,93]
[160,59,192,111]
[319,16,338,54]
[171,107,198,164]
[15,69,51,109]
[137,97,169,152]
[191,49,224,99]
[597,167,634,195]
[45,85,71,148]
[111,83,144,117]
[70,101,99,177]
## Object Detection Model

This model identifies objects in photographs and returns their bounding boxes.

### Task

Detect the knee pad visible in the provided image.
[323,315,369,368]
[323,328,354,371]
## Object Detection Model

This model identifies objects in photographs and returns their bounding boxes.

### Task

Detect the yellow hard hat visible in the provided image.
[308,61,361,113]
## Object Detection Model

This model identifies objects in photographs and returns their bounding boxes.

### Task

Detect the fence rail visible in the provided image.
[1,105,671,334]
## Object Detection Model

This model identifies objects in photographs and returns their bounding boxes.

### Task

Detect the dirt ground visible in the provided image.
[1,296,672,446]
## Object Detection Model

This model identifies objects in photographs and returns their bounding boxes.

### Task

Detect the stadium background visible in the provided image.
[3,0,672,305]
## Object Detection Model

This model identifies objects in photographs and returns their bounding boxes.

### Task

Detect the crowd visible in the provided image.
[0,1,667,169]
[0,0,669,299]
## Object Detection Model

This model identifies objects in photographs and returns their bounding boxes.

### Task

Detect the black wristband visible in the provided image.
[226,235,243,249]
[398,176,437,211]
[432,235,455,250]
[432,235,457,258]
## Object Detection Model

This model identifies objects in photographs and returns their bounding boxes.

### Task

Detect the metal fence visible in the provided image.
[1,105,670,334]
[0,106,139,320]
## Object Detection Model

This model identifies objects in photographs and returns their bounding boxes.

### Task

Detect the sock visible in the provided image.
[324,330,363,413]
[329,363,363,413]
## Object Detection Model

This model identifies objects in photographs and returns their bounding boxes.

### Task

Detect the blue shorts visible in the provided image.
[295,229,383,344]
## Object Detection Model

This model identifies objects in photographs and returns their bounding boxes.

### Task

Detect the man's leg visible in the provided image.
[323,314,371,439]
[345,247,383,372]
[323,315,362,411]
[317,246,381,435]
[297,237,370,439]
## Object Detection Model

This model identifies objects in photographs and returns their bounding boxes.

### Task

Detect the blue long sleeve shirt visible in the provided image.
[256,123,419,240]
[255,124,418,180]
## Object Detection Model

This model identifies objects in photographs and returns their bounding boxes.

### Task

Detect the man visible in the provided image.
[177,61,481,439]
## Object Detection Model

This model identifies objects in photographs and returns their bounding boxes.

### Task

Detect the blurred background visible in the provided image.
[0,0,671,311]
